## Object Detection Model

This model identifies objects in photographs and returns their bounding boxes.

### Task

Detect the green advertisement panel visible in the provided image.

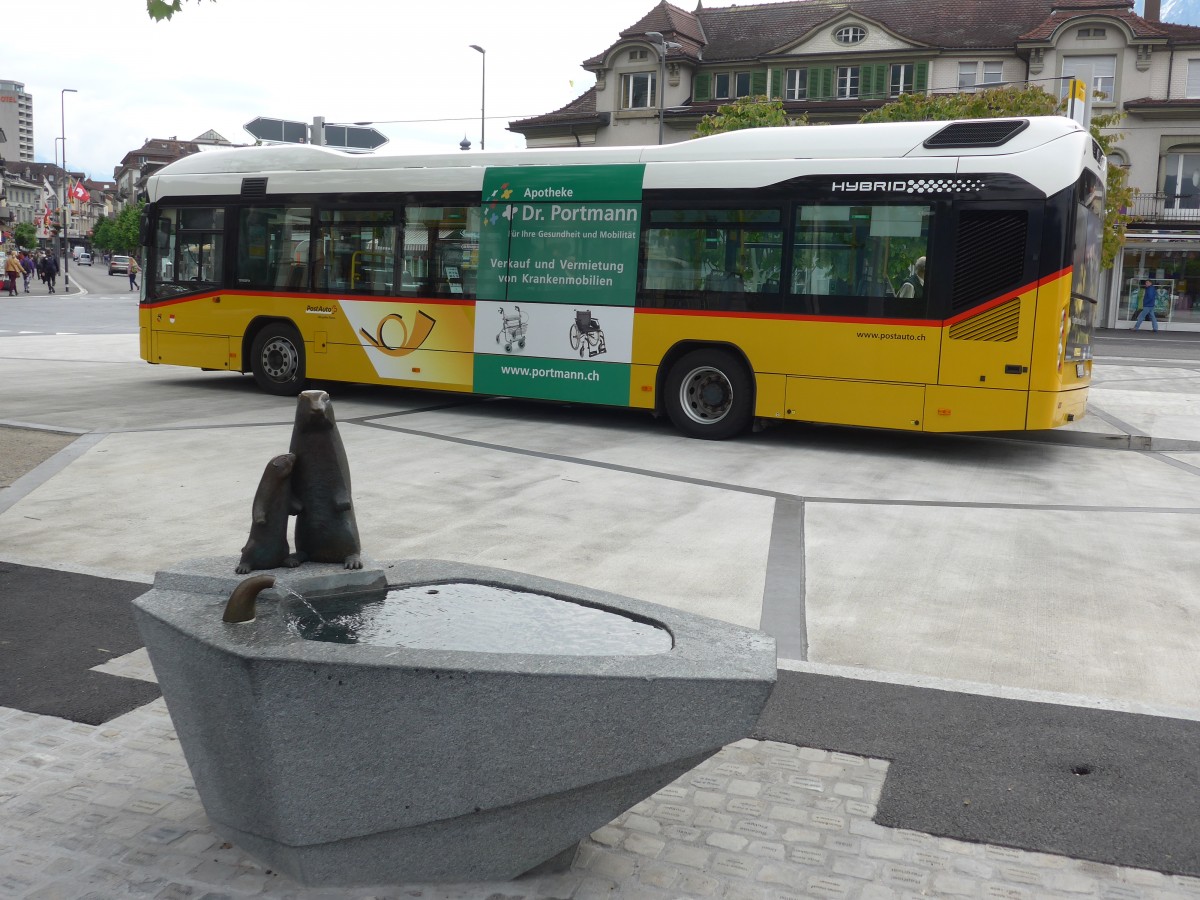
[473,355,631,407]
[478,165,645,307]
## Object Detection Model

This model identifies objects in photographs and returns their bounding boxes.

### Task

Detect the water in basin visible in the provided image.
[286,582,673,655]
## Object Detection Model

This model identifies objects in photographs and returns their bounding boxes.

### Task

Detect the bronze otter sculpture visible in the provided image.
[287,390,362,569]
[235,453,295,574]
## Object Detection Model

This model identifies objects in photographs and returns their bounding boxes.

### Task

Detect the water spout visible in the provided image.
[223,575,276,623]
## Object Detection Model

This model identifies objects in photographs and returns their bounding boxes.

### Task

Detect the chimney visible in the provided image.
[1144,0,1160,21]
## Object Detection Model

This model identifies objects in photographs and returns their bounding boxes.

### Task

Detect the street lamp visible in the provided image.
[469,44,485,150]
[61,88,77,288]
[645,32,682,145]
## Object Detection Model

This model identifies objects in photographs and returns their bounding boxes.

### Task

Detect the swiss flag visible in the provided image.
[69,181,91,203]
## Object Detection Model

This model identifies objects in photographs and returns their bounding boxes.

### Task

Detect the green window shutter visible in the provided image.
[770,68,783,100]
[752,70,768,97]
[873,64,887,99]
[694,72,711,102]
[861,65,874,99]
[915,61,928,93]
[814,67,834,100]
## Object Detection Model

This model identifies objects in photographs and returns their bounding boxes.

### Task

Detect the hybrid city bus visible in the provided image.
[137,116,1104,439]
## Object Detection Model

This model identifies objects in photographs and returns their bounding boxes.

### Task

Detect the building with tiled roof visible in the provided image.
[511,0,1200,332]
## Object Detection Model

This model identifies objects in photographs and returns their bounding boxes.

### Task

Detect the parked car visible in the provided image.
[78,252,92,266]
[109,255,130,275]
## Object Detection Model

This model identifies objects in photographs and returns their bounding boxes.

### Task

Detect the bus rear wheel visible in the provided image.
[664,348,753,440]
[250,323,307,396]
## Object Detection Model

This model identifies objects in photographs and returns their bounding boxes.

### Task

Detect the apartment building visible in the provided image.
[511,0,1200,329]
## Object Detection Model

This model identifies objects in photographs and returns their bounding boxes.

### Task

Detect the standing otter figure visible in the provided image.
[287,390,362,569]
[235,453,295,574]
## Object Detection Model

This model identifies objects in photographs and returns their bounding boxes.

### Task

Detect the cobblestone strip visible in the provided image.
[2,703,1200,899]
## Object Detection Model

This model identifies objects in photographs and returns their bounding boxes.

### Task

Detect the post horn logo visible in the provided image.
[360,311,436,357]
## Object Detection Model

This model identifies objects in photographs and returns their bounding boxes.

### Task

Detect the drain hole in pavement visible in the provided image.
[1071,764,1094,776]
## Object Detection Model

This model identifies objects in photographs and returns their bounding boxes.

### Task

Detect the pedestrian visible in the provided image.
[1133,279,1160,333]
[128,256,140,292]
[20,251,34,293]
[43,253,59,293]
[897,256,926,299]
[4,251,22,296]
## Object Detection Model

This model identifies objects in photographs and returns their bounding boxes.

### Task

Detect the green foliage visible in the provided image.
[859,86,1059,123]
[695,96,808,137]
[91,216,115,252]
[147,0,214,21]
[1089,109,1133,270]
[114,202,143,253]
[13,222,37,249]
[861,87,1129,269]
[92,203,143,253]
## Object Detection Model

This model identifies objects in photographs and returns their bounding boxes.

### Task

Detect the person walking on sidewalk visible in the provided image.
[128,256,140,292]
[43,253,59,293]
[4,252,22,296]
[20,251,34,293]
[1133,279,1160,333]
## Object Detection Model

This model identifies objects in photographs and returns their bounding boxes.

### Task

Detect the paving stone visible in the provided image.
[623,832,667,859]
[677,870,721,896]
[707,832,750,853]
[0,713,1186,900]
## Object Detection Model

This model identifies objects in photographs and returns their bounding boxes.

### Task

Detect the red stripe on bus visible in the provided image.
[637,267,1073,329]
[636,307,939,327]
[140,291,475,309]
[942,267,1072,326]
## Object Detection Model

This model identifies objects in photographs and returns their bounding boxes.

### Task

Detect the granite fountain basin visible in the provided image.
[132,557,777,886]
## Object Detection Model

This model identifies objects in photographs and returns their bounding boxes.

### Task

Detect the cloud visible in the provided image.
[8,0,651,179]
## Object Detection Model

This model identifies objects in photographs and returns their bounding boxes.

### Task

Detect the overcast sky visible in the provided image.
[8,0,662,182]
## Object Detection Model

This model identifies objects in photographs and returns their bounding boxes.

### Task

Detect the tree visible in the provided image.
[13,222,36,249]
[91,216,115,253]
[696,96,807,137]
[91,205,143,254]
[861,86,1131,268]
[113,203,144,254]
[147,0,214,21]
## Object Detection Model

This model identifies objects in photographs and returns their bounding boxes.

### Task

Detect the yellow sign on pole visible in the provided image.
[1067,77,1090,126]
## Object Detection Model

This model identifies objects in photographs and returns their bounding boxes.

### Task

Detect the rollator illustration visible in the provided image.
[496,306,527,352]
[569,309,607,358]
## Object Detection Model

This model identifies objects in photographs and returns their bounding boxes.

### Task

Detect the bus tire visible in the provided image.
[664,348,754,440]
[250,323,307,396]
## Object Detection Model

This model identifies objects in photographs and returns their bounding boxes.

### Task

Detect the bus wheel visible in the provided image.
[665,348,753,440]
[250,323,307,396]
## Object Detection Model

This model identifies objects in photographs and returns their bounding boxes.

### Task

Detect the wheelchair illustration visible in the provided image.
[568,309,606,358]
[496,306,527,352]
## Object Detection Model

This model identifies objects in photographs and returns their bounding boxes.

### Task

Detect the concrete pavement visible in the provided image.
[1,325,1199,897]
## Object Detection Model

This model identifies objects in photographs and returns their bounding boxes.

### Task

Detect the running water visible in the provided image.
[280,586,329,631]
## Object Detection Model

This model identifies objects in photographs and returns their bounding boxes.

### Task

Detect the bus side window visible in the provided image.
[403,203,480,298]
[314,209,396,295]
[640,208,782,311]
[791,202,932,317]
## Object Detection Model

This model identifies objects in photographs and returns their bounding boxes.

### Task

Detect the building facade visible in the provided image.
[511,0,1200,330]
[0,79,34,163]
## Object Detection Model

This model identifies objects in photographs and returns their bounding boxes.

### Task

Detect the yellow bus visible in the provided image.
[138,116,1103,439]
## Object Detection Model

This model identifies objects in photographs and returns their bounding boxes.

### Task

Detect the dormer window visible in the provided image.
[834,25,867,45]
[630,49,649,61]
[1078,27,1107,39]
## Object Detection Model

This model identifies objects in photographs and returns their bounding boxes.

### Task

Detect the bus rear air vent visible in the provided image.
[923,119,1029,149]
[241,177,268,197]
